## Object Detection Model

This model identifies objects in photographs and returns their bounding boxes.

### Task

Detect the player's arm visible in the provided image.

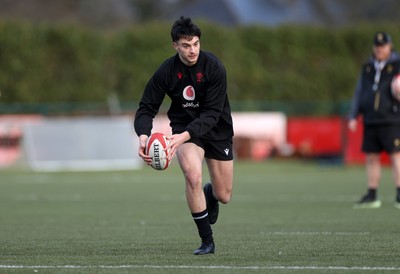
[186,62,227,138]
[348,74,362,132]
[134,70,167,163]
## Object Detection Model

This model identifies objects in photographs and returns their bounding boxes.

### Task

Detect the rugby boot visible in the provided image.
[193,241,215,255]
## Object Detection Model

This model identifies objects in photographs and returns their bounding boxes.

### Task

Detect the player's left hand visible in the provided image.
[138,134,152,165]
[166,131,191,161]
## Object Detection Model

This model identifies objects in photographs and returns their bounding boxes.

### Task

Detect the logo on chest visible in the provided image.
[196,72,204,83]
[183,85,195,101]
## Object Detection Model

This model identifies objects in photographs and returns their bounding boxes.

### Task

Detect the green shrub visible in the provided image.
[0,21,398,106]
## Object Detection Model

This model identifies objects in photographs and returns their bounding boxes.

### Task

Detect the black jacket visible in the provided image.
[349,51,400,125]
[134,50,234,140]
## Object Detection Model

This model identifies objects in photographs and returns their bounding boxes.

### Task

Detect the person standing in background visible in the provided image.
[349,32,400,209]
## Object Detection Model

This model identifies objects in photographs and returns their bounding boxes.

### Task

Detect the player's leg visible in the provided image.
[202,138,233,224]
[176,142,215,255]
[392,152,400,209]
[384,124,400,207]
[177,142,205,212]
[203,158,233,224]
[354,125,382,209]
[392,152,400,187]
[354,153,382,209]
[366,153,381,189]
[375,124,400,208]
[206,158,233,204]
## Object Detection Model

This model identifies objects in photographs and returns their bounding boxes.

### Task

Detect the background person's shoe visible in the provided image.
[353,194,381,209]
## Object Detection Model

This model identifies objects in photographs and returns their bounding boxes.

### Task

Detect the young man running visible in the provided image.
[134,16,234,255]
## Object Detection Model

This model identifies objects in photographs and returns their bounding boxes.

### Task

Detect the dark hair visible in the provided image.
[171,16,201,42]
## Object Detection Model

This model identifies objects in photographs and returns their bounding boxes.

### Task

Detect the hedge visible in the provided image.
[0,21,399,105]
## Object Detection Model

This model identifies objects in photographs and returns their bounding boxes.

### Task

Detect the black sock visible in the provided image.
[192,209,213,244]
[206,183,218,203]
[396,187,400,199]
[367,188,377,199]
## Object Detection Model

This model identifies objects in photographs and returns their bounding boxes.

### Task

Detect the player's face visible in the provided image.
[173,36,200,66]
[373,43,392,61]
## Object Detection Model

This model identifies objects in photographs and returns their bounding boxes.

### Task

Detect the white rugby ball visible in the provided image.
[145,133,170,170]
[391,74,400,102]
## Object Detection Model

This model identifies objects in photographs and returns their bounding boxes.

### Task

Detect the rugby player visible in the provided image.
[134,16,234,254]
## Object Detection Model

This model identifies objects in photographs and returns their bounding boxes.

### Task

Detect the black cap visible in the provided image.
[373,32,392,46]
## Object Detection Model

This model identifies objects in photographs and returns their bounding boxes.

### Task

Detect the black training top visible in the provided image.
[349,51,400,125]
[134,50,234,140]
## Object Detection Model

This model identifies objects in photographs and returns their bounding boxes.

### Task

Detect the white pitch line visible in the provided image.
[1,265,400,271]
[264,231,370,236]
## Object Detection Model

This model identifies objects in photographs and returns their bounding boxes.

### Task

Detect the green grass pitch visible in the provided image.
[1,160,400,274]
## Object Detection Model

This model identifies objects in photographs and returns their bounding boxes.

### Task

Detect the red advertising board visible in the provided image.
[287,117,343,156]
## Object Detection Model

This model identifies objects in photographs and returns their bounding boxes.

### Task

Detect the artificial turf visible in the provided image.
[1,160,399,274]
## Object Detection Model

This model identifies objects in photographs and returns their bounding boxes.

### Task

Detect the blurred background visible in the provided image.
[0,0,398,171]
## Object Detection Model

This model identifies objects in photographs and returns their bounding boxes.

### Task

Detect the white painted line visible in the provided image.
[1,265,400,271]
[264,232,370,236]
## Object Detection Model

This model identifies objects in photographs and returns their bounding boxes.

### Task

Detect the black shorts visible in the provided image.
[362,124,400,153]
[186,138,233,161]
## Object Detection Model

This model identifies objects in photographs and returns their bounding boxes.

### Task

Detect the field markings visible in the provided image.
[1,265,400,271]
[264,231,370,236]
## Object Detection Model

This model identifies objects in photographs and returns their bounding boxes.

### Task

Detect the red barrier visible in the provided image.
[287,117,343,157]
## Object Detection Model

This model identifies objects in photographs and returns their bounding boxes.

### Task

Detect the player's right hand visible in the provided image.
[138,134,152,165]
[348,119,357,132]
[166,131,191,161]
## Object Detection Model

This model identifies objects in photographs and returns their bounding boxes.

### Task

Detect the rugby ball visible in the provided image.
[145,133,170,170]
[391,74,400,102]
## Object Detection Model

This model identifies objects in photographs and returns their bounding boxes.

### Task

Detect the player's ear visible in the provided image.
[172,42,178,51]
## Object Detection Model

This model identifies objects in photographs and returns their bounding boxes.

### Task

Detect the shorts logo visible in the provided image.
[224,148,230,155]
[183,85,195,101]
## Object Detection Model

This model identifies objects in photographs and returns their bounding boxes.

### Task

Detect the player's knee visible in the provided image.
[215,188,232,204]
[184,172,202,189]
